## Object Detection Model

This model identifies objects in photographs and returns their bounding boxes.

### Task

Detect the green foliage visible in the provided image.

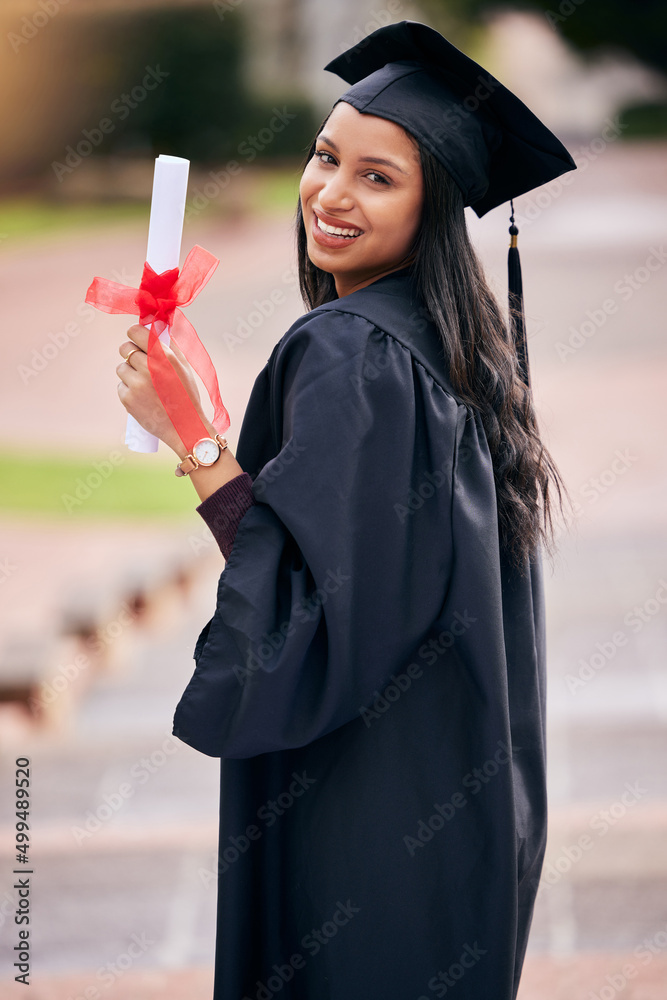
[0,199,145,243]
[0,451,196,518]
[416,0,667,137]
[618,100,667,137]
[422,0,666,74]
[245,167,302,214]
[526,0,666,74]
[0,167,300,243]
[50,7,319,166]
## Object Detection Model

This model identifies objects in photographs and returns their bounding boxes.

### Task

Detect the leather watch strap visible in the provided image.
[175,435,228,477]
[175,455,199,477]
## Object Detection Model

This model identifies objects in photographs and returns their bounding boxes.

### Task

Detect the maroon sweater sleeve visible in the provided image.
[195,472,257,561]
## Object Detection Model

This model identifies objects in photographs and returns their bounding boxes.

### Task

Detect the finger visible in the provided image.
[117,380,132,413]
[126,325,150,351]
[161,341,190,379]
[168,338,187,364]
[167,343,199,383]
[119,341,147,367]
[115,358,144,380]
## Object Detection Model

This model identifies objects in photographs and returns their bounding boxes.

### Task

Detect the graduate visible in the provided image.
[116,20,575,1000]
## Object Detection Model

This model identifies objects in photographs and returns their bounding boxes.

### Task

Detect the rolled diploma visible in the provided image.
[125,154,191,453]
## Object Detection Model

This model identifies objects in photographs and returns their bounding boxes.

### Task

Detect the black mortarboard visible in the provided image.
[324,20,577,387]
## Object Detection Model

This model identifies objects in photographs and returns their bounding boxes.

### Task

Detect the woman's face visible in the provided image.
[299,101,424,298]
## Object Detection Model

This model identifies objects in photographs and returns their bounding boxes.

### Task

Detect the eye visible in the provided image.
[314,149,337,165]
[366,171,390,186]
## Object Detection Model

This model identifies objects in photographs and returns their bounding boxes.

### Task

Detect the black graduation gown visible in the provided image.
[172,269,547,1000]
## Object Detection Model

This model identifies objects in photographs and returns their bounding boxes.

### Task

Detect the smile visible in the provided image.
[316,216,363,238]
[311,211,365,249]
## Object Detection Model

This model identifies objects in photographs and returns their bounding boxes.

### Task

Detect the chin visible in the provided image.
[306,246,330,272]
[305,241,336,273]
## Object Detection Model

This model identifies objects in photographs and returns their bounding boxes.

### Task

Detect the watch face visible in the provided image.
[193,437,220,466]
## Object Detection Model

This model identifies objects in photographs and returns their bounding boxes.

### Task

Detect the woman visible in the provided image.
[117,21,574,1000]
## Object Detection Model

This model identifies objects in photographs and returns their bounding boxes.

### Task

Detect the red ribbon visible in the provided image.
[85,245,230,451]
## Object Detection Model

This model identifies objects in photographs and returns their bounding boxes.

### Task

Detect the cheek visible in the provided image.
[400,191,424,243]
[299,162,319,206]
[380,195,423,249]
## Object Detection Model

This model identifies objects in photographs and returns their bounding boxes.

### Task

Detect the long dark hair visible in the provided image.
[295,115,571,571]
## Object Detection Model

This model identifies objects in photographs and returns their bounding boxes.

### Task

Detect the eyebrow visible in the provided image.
[317,133,408,175]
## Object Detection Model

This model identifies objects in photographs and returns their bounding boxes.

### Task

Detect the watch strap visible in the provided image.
[175,435,228,477]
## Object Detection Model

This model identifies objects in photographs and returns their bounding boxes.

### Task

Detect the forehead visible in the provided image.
[321,100,421,164]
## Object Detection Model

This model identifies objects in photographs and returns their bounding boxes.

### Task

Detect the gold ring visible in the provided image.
[124,347,140,364]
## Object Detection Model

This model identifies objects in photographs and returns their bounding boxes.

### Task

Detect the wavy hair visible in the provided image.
[295,115,571,572]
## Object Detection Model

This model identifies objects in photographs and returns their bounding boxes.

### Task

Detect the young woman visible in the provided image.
[116,20,574,1000]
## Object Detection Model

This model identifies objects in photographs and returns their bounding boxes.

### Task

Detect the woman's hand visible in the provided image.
[116,324,212,457]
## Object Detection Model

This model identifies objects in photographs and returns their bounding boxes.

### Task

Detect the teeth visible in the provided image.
[317,216,362,237]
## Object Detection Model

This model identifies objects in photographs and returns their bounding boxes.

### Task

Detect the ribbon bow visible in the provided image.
[85,244,229,450]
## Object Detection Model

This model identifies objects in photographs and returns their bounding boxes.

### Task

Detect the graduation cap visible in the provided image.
[324,20,577,388]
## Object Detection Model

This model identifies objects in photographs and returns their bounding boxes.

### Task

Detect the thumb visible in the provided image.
[167,338,192,370]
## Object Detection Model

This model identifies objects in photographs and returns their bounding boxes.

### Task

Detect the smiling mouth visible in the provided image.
[314,213,364,239]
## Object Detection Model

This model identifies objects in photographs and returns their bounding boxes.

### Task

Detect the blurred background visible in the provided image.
[0,0,666,997]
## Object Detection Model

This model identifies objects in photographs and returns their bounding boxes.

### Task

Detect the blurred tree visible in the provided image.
[44,5,318,169]
[418,0,666,74]
[417,0,667,135]
[106,6,257,160]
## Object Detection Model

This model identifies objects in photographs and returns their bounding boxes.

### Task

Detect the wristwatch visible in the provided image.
[175,434,228,477]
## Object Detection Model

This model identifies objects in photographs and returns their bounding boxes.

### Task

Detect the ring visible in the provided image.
[124,347,140,364]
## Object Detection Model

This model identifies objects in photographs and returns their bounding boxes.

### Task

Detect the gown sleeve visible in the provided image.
[196,472,257,561]
[172,307,465,758]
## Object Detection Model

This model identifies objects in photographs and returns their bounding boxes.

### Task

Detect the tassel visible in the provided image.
[508,199,530,389]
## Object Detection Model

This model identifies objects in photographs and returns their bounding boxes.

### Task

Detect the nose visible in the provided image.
[318,168,355,213]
